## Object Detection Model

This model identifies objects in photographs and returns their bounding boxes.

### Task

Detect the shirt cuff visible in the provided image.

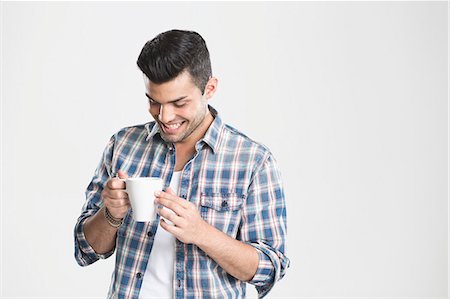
[246,243,277,298]
[74,214,114,266]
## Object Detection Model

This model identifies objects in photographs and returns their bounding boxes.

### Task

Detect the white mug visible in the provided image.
[120,177,163,222]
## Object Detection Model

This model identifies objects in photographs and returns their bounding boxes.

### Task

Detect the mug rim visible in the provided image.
[126,177,162,181]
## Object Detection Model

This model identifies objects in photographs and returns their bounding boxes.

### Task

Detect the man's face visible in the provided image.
[144,71,211,144]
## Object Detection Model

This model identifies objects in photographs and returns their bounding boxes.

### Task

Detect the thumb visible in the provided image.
[117,170,129,179]
[166,186,175,195]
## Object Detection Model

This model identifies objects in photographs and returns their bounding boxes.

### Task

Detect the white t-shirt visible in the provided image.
[138,171,181,299]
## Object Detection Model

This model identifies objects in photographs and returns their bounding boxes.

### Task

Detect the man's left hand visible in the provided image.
[155,187,209,245]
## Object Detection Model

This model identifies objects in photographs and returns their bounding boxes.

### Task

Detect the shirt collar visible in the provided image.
[145,119,161,140]
[201,105,223,153]
[145,105,223,153]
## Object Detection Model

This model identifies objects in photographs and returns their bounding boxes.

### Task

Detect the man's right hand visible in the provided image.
[101,170,130,219]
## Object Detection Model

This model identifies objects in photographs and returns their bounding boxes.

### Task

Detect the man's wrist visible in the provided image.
[103,207,123,228]
[195,220,215,248]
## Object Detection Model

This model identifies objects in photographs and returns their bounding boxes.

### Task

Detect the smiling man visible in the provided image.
[74,29,289,299]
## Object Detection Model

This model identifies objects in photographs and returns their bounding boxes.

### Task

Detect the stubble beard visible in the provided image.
[159,104,209,144]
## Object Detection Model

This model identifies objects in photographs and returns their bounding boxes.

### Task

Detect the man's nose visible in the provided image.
[158,105,175,123]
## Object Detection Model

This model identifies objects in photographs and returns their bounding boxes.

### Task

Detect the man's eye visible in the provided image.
[174,102,186,108]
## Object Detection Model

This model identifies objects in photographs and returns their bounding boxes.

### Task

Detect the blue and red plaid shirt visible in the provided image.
[74,106,289,298]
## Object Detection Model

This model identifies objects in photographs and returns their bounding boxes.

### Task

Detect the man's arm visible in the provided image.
[236,154,290,296]
[74,135,130,266]
[83,207,120,254]
[157,189,259,281]
[197,224,259,281]
[156,153,289,296]
[83,171,130,254]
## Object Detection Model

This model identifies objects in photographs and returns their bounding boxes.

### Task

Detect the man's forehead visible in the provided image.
[143,72,200,98]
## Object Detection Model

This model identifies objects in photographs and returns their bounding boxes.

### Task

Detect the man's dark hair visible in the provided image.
[137,29,212,92]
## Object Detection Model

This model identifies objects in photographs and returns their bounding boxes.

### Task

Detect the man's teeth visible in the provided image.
[165,122,182,129]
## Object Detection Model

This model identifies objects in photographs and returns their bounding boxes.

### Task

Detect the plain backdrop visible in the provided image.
[1,1,448,298]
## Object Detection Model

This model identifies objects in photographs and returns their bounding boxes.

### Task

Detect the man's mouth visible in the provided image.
[161,121,185,134]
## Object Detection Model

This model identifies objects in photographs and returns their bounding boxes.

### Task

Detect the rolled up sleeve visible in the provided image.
[240,153,290,298]
[74,135,116,266]
[74,210,114,266]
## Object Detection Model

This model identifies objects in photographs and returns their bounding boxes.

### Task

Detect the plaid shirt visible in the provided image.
[74,107,289,298]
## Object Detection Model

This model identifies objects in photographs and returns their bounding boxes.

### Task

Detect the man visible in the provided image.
[74,29,289,299]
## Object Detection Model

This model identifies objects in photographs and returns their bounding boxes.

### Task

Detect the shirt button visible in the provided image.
[147,231,153,237]
[221,200,228,208]
[136,272,142,279]
[181,194,187,199]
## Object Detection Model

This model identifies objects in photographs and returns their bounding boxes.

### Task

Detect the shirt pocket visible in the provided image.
[199,192,245,237]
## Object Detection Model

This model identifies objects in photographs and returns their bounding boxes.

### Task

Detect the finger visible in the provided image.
[156,197,186,216]
[117,170,129,179]
[103,194,130,206]
[158,206,180,224]
[107,177,126,190]
[166,187,175,195]
[107,199,130,209]
[107,189,128,200]
[160,218,182,235]
[156,191,190,209]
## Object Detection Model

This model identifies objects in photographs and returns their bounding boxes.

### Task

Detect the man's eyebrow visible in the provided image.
[145,94,188,104]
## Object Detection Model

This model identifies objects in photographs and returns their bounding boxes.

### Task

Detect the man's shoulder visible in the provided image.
[221,123,273,158]
[112,121,156,140]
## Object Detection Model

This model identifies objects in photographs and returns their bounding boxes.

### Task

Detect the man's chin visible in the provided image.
[160,133,182,144]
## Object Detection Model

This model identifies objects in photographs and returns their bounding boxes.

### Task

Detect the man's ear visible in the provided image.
[203,77,218,100]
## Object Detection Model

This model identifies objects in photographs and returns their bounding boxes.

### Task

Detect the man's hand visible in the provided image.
[155,187,259,281]
[101,170,130,219]
[155,187,208,244]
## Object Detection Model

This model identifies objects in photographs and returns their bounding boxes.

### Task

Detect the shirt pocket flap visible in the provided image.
[200,192,245,212]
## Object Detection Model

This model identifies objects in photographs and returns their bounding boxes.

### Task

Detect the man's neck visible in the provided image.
[174,111,214,171]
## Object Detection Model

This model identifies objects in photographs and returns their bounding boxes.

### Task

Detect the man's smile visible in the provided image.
[160,121,186,134]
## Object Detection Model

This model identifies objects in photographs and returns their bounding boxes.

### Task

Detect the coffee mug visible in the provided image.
[120,177,163,222]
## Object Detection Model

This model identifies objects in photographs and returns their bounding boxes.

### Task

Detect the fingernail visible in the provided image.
[155,191,161,196]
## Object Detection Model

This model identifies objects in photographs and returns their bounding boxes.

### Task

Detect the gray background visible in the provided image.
[1,1,448,298]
